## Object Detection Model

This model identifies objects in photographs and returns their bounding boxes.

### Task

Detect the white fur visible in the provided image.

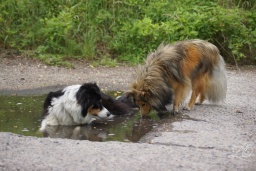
[206,55,227,103]
[97,107,110,118]
[40,85,110,131]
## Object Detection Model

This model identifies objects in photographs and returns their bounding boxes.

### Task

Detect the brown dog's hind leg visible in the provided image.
[172,83,188,115]
[186,74,207,109]
[186,89,200,110]
[196,93,205,105]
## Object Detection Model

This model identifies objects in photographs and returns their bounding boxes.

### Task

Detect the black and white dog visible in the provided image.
[40,82,136,131]
[40,83,111,131]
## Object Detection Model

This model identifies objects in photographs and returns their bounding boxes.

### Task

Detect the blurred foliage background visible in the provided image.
[0,0,255,66]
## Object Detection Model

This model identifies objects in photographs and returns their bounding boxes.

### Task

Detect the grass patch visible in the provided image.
[1,0,256,66]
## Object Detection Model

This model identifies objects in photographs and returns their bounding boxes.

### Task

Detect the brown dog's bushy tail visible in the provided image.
[206,55,227,103]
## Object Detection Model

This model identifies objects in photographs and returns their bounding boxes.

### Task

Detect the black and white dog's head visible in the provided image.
[76,83,110,118]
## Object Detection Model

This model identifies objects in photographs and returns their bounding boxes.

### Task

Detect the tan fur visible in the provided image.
[88,107,101,115]
[127,39,227,117]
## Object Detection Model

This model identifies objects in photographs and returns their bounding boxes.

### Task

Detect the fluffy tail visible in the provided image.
[206,55,227,103]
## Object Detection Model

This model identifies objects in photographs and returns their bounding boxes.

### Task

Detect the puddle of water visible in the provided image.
[0,95,45,137]
[0,92,161,142]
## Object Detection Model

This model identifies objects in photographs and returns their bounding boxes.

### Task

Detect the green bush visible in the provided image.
[0,0,255,66]
[111,0,256,64]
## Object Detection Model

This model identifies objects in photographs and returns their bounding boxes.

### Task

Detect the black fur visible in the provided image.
[116,93,137,108]
[76,83,103,117]
[42,90,64,118]
[101,92,135,115]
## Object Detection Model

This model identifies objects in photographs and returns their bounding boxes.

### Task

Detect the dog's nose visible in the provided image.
[107,112,111,117]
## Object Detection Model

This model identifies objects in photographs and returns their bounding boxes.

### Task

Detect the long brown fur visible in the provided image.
[127,39,227,116]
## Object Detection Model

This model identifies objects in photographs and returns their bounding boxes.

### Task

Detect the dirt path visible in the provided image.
[0,56,134,95]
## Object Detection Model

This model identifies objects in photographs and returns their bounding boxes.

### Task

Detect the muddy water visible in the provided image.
[0,95,45,137]
[0,92,162,142]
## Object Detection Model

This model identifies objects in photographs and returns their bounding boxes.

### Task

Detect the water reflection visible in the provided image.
[41,113,159,142]
[42,125,109,141]
[126,118,158,142]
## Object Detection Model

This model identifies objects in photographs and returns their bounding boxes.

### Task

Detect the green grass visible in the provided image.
[1,0,256,66]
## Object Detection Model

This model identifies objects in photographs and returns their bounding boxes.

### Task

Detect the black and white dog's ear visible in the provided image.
[80,87,99,117]
[78,83,101,117]
[81,102,89,117]
[76,87,90,117]
[80,93,90,117]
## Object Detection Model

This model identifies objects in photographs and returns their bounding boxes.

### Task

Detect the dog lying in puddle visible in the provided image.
[40,82,136,131]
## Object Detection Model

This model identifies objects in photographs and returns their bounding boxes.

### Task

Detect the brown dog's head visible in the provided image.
[126,80,172,117]
[126,81,162,117]
[126,89,152,117]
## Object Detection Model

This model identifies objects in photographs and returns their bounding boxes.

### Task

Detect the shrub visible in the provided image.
[0,0,255,66]
[110,0,256,64]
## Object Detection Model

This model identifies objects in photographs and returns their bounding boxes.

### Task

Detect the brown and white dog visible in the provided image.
[126,39,227,116]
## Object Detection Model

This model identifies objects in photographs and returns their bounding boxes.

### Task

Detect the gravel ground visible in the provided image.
[0,55,134,95]
[0,56,256,171]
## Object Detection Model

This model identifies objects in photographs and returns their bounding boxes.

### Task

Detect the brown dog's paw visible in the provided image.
[183,105,191,111]
[171,109,181,115]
